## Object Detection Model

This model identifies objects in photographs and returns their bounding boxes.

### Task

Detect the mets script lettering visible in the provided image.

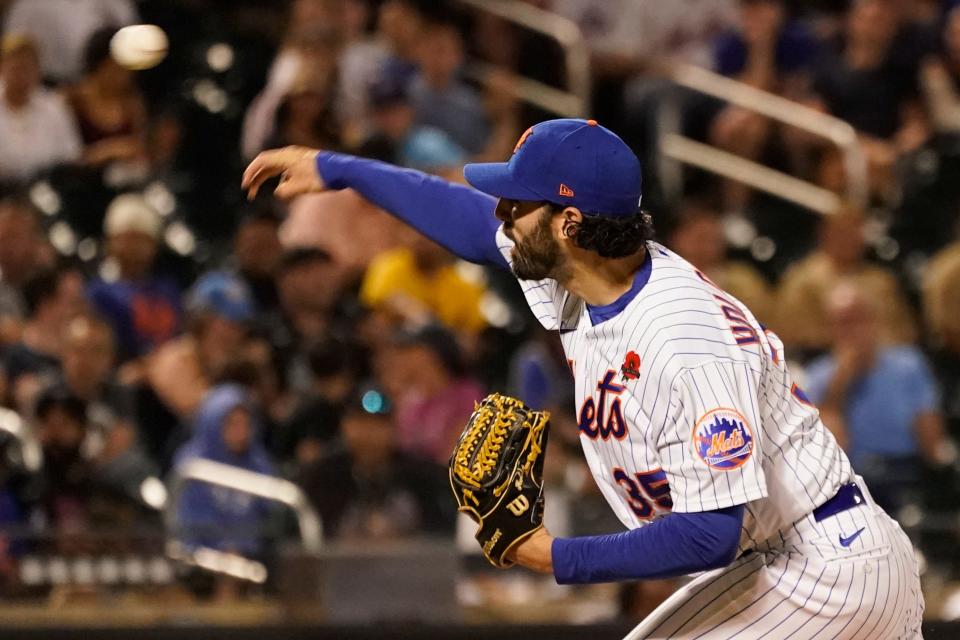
[706,421,746,458]
[578,369,629,440]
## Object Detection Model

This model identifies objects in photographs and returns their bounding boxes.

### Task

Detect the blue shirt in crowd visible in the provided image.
[409,75,490,154]
[713,21,818,78]
[87,277,182,361]
[804,345,940,467]
[398,126,467,172]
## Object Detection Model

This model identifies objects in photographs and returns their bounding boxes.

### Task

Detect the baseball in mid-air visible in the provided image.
[110,24,169,71]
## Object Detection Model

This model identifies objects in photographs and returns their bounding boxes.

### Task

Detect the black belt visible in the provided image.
[812,482,865,522]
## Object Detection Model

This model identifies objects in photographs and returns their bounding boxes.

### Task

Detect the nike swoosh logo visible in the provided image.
[839,527,865,547]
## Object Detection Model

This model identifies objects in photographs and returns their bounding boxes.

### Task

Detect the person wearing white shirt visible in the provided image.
[548,0,738,74]
[0,35,82,184]
[3,0,137,83]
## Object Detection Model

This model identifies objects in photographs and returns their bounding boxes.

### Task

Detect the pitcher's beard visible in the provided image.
[510,211,563,281]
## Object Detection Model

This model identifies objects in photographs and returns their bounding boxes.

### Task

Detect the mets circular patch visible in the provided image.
[692,408,754,470]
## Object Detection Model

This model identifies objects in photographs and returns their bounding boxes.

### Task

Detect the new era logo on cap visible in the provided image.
[463,119,642,219]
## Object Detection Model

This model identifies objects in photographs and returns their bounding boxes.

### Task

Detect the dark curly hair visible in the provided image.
[560,209,656,258]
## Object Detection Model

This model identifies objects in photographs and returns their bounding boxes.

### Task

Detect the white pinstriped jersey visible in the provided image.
[497,233,855,550]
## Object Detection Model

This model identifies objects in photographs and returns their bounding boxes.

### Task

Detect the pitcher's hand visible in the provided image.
[242,146,324,200]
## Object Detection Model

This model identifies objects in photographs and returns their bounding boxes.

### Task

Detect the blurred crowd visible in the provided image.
[1,0,960,614]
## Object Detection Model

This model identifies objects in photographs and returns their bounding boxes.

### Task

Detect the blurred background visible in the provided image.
[0,0,959,637]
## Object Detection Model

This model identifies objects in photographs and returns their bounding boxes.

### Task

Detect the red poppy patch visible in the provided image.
[620,350,641,381]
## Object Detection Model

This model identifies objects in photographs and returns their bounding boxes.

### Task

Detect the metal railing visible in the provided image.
[457,0,590,118]
[660,63,868,214]
[164,458,323,553]
[661,135,844,214]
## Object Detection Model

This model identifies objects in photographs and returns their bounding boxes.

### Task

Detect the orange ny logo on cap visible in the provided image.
[513,127,534,154]
[559,184,575,197]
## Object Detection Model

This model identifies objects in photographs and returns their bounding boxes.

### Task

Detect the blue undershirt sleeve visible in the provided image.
[551,504,745,584]
[316,152,508,269]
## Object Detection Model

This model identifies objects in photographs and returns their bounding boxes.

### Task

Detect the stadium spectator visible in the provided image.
[409,19,489,155]
[332,0,388,143]
[2,0,136,82]
[266,66,342,151]
[883,0,940,26]
[271,246,364,403]
[172,384,276,555]
[231,211,283,316]
[813,0,923,139]
[924,236,960,441]
[810,0,929,198]
[712,0,818,92]
[146,272,254,421]
[273,335,361,468]
[0,197,48,337]
[65,27,147,170]
[921,5,960,134]
[45,313,154,495]
[548,0,736,75]
[376,326,484,465]
[27,380,149,554]
[331,0,432,141]
[804,282,953,513]
[32,386,94,549]
[545,0,736,133]
[215,335,287,438]
[357,75,466,174]
[368,0,427,86]
[87,194,181,362]
[53,315,122,412]
[923,233,960,344]
[0,409,26,577]
[137,104,186,189]
[665,200,775,323]
[708,0,819,210]
[0,34,82,184]
[776,204,916,356]
[360,234,488,335]
[244,0,398,158]
[276,247,347,347]
[297,383,454,540]
[243,22,343,157]
[2,266,85,411]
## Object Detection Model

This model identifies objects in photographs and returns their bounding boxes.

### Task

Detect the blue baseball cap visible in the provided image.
[187,271,255,323]
[463,118,642,218]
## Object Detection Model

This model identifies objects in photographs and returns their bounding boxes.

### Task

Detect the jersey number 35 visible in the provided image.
[613,467,673,520]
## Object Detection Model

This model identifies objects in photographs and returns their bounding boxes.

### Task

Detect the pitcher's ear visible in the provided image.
[561,207,583,237]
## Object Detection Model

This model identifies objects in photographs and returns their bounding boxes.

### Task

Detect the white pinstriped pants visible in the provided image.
[624,477,924,639]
